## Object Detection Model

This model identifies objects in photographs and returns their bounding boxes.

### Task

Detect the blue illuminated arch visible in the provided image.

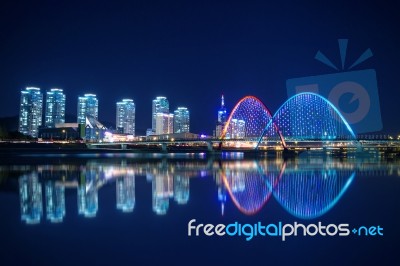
[256,92,357,149]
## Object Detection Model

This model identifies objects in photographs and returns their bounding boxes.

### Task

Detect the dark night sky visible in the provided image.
[0,0,399,135]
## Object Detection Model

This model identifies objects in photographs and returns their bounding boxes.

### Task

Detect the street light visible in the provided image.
[62,129,67,141]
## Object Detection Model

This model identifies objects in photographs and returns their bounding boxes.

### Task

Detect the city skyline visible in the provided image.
[1,2,399,266]
[1,2,399,135]
[14,86,400,140]
[16,86,196,138]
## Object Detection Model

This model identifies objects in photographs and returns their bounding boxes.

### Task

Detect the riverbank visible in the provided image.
[0,141,398,159]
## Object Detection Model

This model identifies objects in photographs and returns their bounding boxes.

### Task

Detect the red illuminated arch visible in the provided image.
[220,95,286,148]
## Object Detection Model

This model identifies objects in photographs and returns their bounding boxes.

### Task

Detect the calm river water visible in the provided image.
[0,153,399,265]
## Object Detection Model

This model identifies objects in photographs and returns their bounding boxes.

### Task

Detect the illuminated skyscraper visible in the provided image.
[116,175,135,212]
[116,99,135,135]
[173,107,190,133]
[215,94,227,138]
[77,94,98,124]
[18,87,43,137]
[155,113,174,134]
[218,94,227,124]
[19,173,43,224]
[152,96,169,131]
[229,119,246,139]
[45,88,66,128]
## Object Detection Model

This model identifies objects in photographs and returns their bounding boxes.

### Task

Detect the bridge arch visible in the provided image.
[257,92,357,149]
[220,96,286,147]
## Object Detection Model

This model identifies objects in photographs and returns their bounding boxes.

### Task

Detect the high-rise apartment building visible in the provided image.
[155,113,174,135]
[116,99,135,135]
[229,119,246,139]
[77,94,98,124]
[152,96,169,131]
[45,88,65,128]
[18,87,43,138]
[173,107,190,133]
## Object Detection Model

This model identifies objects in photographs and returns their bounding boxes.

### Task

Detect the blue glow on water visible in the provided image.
[1,155,399,265]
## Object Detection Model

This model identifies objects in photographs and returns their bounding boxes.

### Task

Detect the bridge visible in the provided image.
[86,93,399,155]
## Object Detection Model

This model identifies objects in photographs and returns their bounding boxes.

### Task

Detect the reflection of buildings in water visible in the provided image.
[116,175,135,212]
[218,185,227,216]
[13,157,376,223]
[229,171,245,193]
[15,161,197,221]
[78,170,98,218]
[153,197,169,215]
[45,181,65,223]
[19,173,43,224]
[152,173,173,215]
[214,170,227,215]
[173,175,189,205]
[38,164,80,181]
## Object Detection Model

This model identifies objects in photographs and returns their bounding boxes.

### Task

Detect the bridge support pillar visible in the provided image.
[206,141,213,152]
[121,144,127,150]
[161,143,167,152]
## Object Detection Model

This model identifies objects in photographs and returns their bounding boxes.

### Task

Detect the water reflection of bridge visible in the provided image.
[13,157,400,224]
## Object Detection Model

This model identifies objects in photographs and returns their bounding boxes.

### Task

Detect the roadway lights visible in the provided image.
[62,129,67,141]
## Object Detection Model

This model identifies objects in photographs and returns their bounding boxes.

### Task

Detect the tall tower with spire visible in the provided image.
[217,94,227,124]
[215,94,228,138]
